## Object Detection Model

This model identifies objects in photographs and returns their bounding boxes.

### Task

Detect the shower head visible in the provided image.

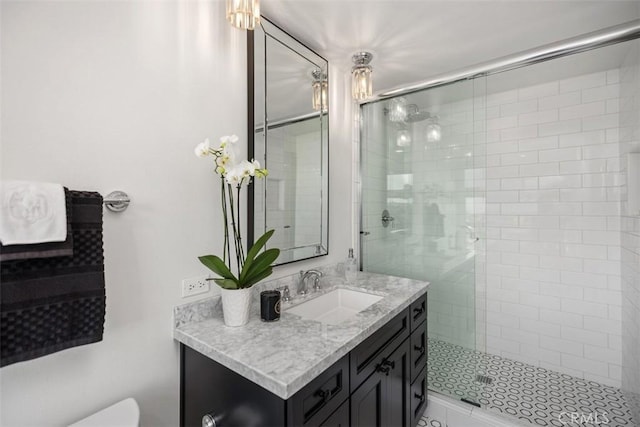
[405,104,432,122]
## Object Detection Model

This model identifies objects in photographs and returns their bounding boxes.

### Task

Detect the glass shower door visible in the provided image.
[360,78,486,404]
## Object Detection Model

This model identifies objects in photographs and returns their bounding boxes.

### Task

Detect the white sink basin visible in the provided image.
[285,288,383,325]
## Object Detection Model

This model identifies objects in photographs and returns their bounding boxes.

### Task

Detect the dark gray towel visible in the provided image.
[0,188,74,261]
[0,190,105,367]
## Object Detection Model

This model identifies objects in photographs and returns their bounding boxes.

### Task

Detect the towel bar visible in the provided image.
[103,191,130,212]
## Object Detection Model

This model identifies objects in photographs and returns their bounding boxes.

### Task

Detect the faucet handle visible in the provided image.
[277,286,291,302]
[313,276,322,292]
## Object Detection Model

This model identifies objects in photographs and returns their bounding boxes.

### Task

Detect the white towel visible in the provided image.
[0,181,67,245]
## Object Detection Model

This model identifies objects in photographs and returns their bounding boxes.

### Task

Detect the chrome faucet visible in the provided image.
[298,270,323,295]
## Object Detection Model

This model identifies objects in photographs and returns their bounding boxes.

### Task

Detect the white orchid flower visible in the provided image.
[224,165,244,186]
[194,138,211,158]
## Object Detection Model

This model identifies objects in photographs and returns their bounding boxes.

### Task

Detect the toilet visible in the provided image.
[69,398,140,427]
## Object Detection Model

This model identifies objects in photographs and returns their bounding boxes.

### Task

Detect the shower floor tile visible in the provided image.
[428,338,635,427]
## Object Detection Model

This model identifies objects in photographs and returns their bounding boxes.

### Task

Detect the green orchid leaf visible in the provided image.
[214,278,239,289]
[198,255,237,281]
[244,230,275,266]
[242,267,274,288]
[242,248,280,284]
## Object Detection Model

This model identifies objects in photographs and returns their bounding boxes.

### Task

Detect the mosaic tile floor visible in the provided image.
[428,338,635,427]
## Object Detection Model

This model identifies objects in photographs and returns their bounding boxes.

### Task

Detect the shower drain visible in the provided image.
[475,374,493,385]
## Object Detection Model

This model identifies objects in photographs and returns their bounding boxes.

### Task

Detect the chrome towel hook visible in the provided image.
[103,191,130,212]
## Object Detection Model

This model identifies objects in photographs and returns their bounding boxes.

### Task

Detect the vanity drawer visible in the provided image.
[289,355,349,427]
[350,308,410,393]
[410,320,427,383]
[410,293,427,332]
[410,366,428,427]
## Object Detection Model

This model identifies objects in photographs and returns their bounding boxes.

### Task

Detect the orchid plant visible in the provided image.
[195,135,279,290]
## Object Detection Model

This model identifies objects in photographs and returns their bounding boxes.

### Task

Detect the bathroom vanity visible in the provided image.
[174,272,429,427]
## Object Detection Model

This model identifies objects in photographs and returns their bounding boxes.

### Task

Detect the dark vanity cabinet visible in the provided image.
[180,292,427,427]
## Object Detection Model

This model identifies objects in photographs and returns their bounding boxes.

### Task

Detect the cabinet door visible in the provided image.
[350,370,385,427]
[319,400,349,427]
[385,339,411,427]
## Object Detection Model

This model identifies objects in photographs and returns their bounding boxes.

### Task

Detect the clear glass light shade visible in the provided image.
[352,66,372,101]
[388,97,408,123]
[397,129,412,147]
[426,122,442,142]
[312,80,328,112]
[226,0,260,30]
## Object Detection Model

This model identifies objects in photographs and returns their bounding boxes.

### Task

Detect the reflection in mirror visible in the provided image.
[249,16,329,265]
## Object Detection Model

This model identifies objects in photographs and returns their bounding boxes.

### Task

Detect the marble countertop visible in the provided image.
[173,271,429,400]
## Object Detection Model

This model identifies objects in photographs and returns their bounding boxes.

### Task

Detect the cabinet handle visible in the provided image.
[414,392,425,404]
[413,344,425,354]
[202,413,221,427]
[315,388,333,402]
[413,306,425,319]
[376,359,395,376]
[381,359,395,369]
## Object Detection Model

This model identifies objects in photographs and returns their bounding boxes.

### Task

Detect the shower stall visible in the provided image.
[359,22,640,427]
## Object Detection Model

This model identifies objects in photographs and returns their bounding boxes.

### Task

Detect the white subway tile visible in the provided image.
[519,109,558,126]
[500,151,539,165]
[559,216,607,230]
[582,113,618,131]
[501,302,539,319]
[520,292,561,310]
[501,228,538,241]
[535,202,582,216]
[539,119,582,136]
[486,89,518,107]
[582,173,624,188]
[518,136,558,152]
[487,115,518,131]
[486,141,519,154]
[487,154,501,167]
[559,130,605,147]
[501,326,539,344]
[582,230,620,246]
[561,271,609,288]
[539,175,582,189]
[500,177,539,190]
[520,163,560,177]
[487,165,519,179]
[539,147,582,163]
[539,256,583,273]
[559,188,607,202]
[540,335,583,356]
[583,202,620,216]
[606,69,620,84]
[559,159,607,174]
[606,158,622,172]
[520,241,561,255]
[519,81,559,100]
[540,308,583,328]
[521,266,560,283]
[582,143,619,159]
[519,215,559,229]
[500,99,538,116]
[559,71,606,93]
[539,91,581,110]
[560,244,608,260]
[561,298,608,319]
[539,281,583,299]
[584,316,621,335]
[606,99,619,114]
[486,190,519,203]
[500,125,538,141]
[487,263,520,278]
[501,252,539,267]
[486,239,520,252]
[487,215,519,227]
[560,101,606,120]
[520,317,561,338]
[519,189,560,202]
[584,288,622,305]
[500,203,538,215]
[561,354,609,378]
[582,84,620,103]
[540,229,582,243]
[521,343,562,365]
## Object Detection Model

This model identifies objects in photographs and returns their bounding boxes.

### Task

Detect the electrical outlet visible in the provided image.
[181,275,210,298]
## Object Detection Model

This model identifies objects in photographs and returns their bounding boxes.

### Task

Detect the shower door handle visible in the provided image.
[360,231,371,236]
[382,209,395,228]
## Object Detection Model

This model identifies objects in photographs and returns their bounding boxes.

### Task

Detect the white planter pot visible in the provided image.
[220,287,252,327]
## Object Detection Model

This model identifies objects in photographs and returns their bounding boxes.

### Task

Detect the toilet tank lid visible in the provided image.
[69,398,140,427]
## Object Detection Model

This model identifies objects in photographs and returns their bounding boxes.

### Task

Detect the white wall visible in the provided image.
[0,2,353,426]
[482,69,624,387]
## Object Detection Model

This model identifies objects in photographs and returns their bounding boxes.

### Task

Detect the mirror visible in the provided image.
[248,16,329,265]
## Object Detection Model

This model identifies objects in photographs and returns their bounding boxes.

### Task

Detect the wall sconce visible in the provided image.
[312,69,328,113]
[226,0,260,30]
[426,116,441,143]
[352,52,373,101]
[388,97,408,123]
